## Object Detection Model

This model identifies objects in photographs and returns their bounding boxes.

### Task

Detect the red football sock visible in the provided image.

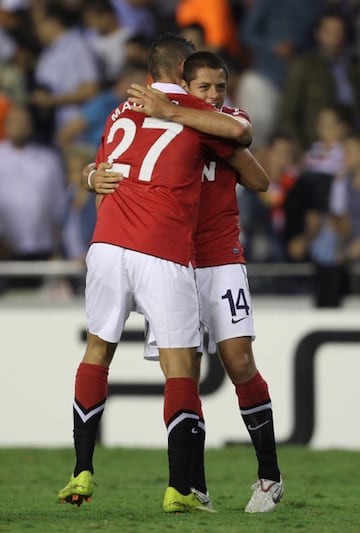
[73,362,109,476]
[75,362,108,409]
[164,377,200,495]
[235,371,270,408]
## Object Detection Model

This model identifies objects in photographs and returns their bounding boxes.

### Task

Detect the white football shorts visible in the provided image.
[85,243,201,348]
[196,263,255,346]
[144,263,255,360]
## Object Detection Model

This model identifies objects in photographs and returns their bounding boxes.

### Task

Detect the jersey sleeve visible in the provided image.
[201,133,238,159]
[222,105,251,123]
[204,105,252,157]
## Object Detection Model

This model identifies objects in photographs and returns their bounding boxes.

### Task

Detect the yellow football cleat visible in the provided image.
[163,486,216,513]
[57,471,95,506]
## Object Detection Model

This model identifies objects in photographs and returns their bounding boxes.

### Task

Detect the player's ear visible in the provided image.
[180,78,187,90]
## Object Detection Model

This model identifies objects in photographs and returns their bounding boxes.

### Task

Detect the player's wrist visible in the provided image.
[87,169,96,190]
[162,101,179,121]
[83,162,96,191]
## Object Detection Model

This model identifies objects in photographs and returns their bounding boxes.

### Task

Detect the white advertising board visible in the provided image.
[1,296,359,449]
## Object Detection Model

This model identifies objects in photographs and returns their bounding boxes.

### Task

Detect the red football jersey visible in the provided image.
[194,106,248,267]
[92,85,236,265]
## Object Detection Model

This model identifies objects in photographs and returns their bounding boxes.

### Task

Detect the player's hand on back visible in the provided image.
[91,162,122,194]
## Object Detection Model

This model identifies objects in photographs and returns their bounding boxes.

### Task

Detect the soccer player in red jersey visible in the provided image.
[57,34,253,513]
[129,51,284,513]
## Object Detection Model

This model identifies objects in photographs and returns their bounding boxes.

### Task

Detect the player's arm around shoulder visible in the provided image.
[127,83,252,146]
[214,110,252,146]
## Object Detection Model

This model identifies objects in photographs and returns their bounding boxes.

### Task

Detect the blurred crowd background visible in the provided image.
[0,0,360,307]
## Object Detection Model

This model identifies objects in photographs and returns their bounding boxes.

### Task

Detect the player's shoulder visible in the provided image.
[103,100,146,130]
[221,105,250,122]
[108,100,132,121]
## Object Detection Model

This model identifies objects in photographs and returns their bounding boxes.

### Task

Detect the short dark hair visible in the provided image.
[182,51,229,85]
[148,32,195,81]
[126,34,151,48]
[40,3,74,27]
[119,61,148,79]
[82,0,114,15]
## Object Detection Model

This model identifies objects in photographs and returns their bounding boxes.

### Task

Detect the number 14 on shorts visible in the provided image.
[221,288,250,323]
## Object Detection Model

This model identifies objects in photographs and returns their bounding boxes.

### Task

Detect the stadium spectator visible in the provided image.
[322,0,360,49]
[29,2,100,144]
[0,1,38,67]
[329,133,360,286]
[253,132,299,262]
[82,0,134,86]
[178,22,208,52]
[56,61,148,150]
[0,104,65,289]
[235,0,323,149]
[285,106,348,306]
[57,32,252,513]
[110,0,158,39]
[123,33,151,65]
[280,9,360,150]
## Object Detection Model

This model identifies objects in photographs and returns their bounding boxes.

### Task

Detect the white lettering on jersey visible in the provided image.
[106,117,183,181]
[111,107,122,121]
[140,118,183,181]
[111,101,134,121]
[202,161,216,182]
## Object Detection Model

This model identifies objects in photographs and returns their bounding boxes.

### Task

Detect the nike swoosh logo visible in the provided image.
[247,420,270,431]
[191,427,198,434]
[231,316,247,324]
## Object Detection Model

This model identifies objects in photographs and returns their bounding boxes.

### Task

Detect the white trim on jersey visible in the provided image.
[151,82,187,94]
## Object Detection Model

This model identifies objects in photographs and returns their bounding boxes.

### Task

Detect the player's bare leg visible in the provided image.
[217,336,283,512]
[217,336,257,384]
[58,333,117,506]
[159,347,198,379]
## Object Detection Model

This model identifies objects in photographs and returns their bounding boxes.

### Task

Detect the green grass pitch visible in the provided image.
[0,446,359,532]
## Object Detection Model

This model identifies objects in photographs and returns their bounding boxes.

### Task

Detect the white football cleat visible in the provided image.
[245,478,284,513]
